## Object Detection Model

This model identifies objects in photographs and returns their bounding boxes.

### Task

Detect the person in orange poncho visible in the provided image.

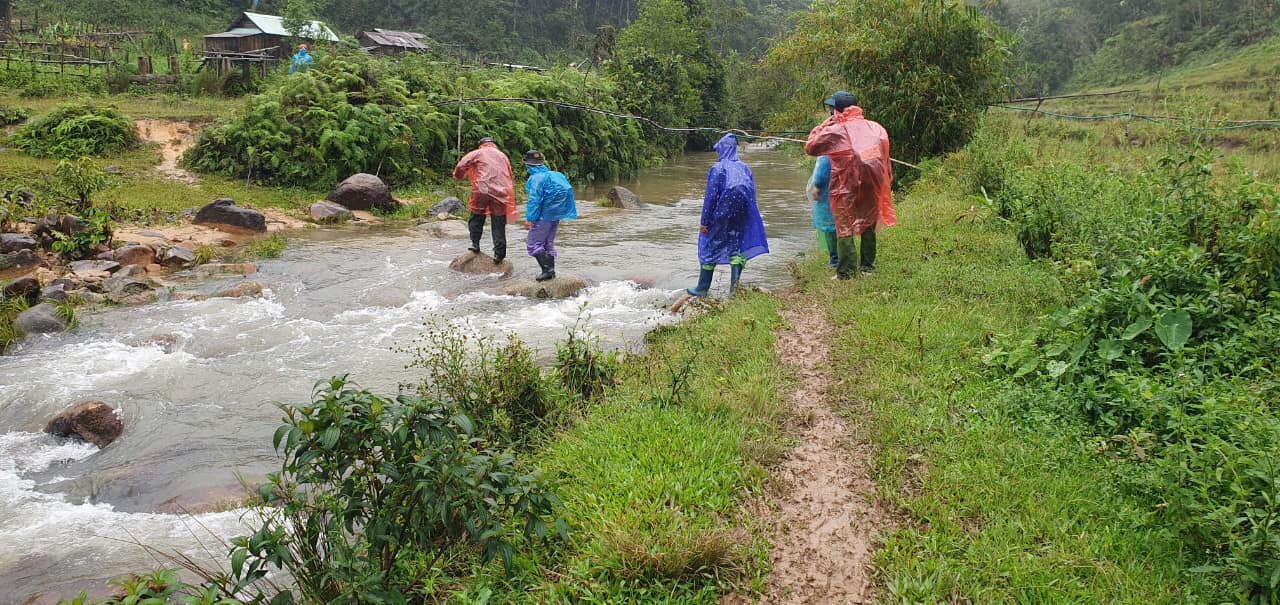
[453,137,518,264]
[805,91,897,279]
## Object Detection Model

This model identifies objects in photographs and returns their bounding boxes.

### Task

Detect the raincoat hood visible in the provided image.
[714,134,739,162]
[835,106,865,122]
[526,164,549,176]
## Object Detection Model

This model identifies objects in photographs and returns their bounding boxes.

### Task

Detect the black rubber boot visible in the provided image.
[729,263,744,296]
[491,214,508,264]
[535,254,556,282]
[687,267,715,297]
[467,213,484,254]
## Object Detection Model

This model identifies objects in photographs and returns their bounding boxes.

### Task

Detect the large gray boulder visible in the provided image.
[103,276,155,305]
[3,276,41,304]
[32,214,97,248]
[113,244,156,267]
[70,259,121,276]
[45,401,123,448]
[449,251,513,278]
[15,303,69,334]
[327,174,398,212]
[309,200,353,223]
[428,197,467,216]
[501,274,591,299]
[161,246,196,267]
[193,199,267,234]
[1,233,37,254]
[2,249,41,270]
[215,281,265,298]
[602,186,644,209]
[41,284,69,302]
[412,220,471,239]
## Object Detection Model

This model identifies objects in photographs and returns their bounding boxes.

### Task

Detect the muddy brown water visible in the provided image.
[0,145,818,601]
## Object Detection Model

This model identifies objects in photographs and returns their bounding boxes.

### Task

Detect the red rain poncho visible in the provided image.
[804,106,897,238]
[452,142,518,221]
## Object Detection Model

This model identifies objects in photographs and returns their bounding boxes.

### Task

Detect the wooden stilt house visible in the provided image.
[204,12,338,63]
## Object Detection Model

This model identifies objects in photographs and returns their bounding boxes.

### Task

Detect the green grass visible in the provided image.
[0,145,318,224]
[241,234,287,260]
[0,90,241,122]
[785,173,1214,601]
[441,293,787,603]
[996,39,1280,179]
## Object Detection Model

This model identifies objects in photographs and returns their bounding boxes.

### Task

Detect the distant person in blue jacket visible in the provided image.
[289,44,313,74]
[522,150,577,282]
[808,155,839,268]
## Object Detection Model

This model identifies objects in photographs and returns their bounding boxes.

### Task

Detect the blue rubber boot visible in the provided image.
[687,267,715,297]
[729,263,744,296]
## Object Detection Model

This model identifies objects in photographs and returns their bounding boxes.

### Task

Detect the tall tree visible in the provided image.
[762,0,1014,163]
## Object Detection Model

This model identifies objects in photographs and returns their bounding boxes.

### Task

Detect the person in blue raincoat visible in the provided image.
[808,155,838,267]
[289,45,313,74]
[523,150,577,282]
[686,133,769,298]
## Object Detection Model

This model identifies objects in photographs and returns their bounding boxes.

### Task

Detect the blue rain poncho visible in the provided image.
[289,48,314,74]
[809,156,836,233]
[698,134,769,266]
[524,164,577,222]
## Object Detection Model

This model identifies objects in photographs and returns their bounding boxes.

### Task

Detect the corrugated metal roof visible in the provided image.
[374,28,425,40]
[359,30,429,49]
[241,12,339,41]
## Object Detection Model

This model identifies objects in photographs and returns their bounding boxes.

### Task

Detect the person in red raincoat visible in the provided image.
[453,137,518,263]
[805,91,897,279]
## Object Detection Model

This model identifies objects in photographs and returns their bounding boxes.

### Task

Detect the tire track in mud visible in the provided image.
[754,300,894,604]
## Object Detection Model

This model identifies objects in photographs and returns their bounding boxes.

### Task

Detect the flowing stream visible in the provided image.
[0,145,816,602]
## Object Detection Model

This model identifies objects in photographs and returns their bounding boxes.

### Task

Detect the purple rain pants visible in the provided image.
[526,221,560,257]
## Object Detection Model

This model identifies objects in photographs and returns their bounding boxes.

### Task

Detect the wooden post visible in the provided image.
[456,85,464,155]
[169,55,179,75]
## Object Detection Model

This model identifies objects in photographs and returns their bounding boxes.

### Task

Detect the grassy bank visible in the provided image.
[791,99,1277,600]
[793,182,1206,602]
[441,294,787,602]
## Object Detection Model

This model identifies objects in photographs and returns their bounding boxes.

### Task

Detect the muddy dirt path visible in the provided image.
[760,300,894,604]
[135,119,198,183]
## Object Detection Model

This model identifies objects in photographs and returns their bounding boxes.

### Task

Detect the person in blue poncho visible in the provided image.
[685,133,769,298]
[522,150,577,282]
[289,45,313,74]
[809,155,839,268]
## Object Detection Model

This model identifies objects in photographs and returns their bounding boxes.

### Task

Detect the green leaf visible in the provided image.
[319,426,340,449]
[1012,358,1039,378]
[1121,316,1152,340]
[1153,310,1192,351]
[231,548,248,579]
[1045,360,1070,379]
[1097,339,1124,362]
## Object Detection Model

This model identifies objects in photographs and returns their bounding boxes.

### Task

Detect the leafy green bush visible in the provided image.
[760,0,1015,165]
[52,157,108,213]
[406,324,563,443]
[212,377,564,603]
[48,208,113,260]
[186,52,653,189]
[982,144,1280,600]
[555,321,620,403]
[186,55,449,188]
[10,105,139,159]
[0,106,30,126]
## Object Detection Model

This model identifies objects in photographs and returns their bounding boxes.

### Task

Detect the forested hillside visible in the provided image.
[988,0,1280,93]
[11,0,805,60]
